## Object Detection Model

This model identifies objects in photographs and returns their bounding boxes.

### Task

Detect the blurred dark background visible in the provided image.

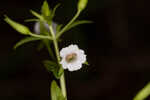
[1,0,150,100]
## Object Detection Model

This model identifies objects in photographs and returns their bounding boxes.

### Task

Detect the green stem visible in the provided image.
[60,73,67,98]
[30,33,53,40]
[56,10,81,39]
[49,26,67,99]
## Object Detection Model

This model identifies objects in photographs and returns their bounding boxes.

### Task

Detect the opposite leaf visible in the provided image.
[14,37,41,49]
[4,16,31,35]
[51,80,66,100]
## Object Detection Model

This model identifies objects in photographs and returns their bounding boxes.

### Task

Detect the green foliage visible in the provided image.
[62,20,92,33]
[14,37,41,49]
[51,4,60,19]
[51,80,66,100]
[43,60,63,79]
[78,0,88,11]
[41,0,51,18]
[4,16,31,35]
[41,1,52,25]
[24,19,39,22]
[56,24,63,33]
[30,10,44,21]
[134,82,150,100]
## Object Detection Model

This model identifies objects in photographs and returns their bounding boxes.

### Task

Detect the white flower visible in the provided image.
[60,44,86,71]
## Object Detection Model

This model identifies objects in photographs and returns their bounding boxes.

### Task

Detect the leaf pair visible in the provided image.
[43,60,63,79]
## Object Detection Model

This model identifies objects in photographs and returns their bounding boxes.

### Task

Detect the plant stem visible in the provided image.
[56,10,81,39]
[30,32,53,40]
[49,26,67,99]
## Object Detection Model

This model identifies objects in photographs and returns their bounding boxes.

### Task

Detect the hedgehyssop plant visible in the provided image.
[4,0,91,99]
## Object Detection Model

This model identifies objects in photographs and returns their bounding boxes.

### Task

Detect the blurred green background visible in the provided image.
[1,0,150,100]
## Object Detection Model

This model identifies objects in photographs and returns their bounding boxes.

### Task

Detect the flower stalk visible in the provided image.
[49,25,67,99]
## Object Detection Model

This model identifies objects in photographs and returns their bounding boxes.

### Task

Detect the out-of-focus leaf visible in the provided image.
[51,80,66,100]
[4,16,31,35]
[58,66,64,77]
[14,37,41,49]
[43,60,61,79]
[24,19,39,22]
[43,60,57,71]
[37,41,45,51]
[51,4,60,19]
[134,82,150,100]
[56,24,63,33]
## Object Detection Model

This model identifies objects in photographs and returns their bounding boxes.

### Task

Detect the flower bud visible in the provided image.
[78,0,88,11]
[4,16,30,35]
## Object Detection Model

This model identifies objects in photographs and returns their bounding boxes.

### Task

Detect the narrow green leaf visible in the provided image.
[51,80,65,100]
[43,60,58,72]
[24,19,39,22]
[56,24,63,33]
[134,82,150,100]
[14,37,41,49]
[30,10,44,21]
[4,16,31,35]
[43,60,57,71]
[43,60,63,79]
[43,60,58,78]
[51,4,60,19]
[63,20,93,33]
[41,0,51,17]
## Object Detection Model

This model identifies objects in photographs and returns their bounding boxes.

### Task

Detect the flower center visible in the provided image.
[65,53,77,63]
